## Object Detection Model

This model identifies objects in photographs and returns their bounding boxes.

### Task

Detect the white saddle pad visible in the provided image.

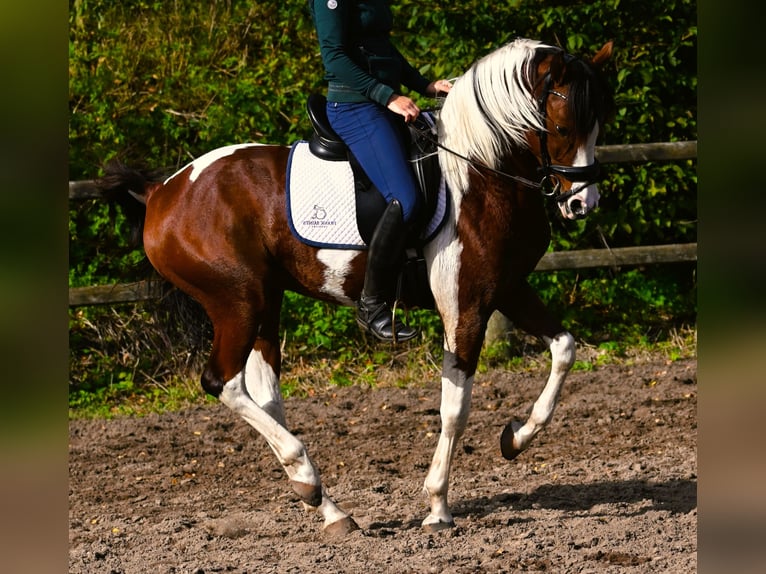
[286,141,448,249]
[286,141,363,249]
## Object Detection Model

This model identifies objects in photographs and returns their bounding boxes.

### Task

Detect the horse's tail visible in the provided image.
[96,160,167,247]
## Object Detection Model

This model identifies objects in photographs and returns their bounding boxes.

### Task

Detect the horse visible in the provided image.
[98,38,614,537]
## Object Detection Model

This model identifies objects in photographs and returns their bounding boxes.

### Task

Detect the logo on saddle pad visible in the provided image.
[302,204,335,227]
[286,141,447,249]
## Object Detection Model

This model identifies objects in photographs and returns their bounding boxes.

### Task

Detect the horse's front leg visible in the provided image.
[498,280,575,460]
[422,350,474,531]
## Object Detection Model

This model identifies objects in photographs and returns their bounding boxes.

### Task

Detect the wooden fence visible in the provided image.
[69,141,697,307]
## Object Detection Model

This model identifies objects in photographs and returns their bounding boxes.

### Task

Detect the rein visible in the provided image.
[413,128,542,191]
[414,69,602,205]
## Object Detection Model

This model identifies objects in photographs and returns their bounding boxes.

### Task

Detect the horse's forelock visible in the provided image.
[563,57,613,135]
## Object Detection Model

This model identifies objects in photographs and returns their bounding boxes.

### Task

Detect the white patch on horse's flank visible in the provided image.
[316,249,358,305]
[163,143,265,185]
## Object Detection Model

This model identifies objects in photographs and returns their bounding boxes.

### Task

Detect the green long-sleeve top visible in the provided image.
[309,0,431,106]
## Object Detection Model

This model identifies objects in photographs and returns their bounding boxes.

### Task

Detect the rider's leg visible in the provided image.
[327,102,420,342]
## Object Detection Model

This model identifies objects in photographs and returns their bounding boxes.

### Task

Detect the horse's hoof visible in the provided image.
[290,480,323,507]
[323,516,360,538]
[500,421,523,461]
[422,519,455,533]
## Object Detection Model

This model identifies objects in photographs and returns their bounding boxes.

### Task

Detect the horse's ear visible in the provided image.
[592,41,614,67]
[548,50,567,83]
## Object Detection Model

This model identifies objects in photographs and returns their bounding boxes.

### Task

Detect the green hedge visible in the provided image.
[69,0,696,257]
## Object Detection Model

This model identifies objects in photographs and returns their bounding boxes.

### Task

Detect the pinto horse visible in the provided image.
[99,38,613,536]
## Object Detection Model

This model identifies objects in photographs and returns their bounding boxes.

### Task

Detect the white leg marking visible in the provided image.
[219,370,351,528]
[422,351,473,528]
[424,228,463,353]
[220,371,317,485]
[313,486,354,529]
[244,349,286,427]
[420,198,466,527]
[512,331,575,451]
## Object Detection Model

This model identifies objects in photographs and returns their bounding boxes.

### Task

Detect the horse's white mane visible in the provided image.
[437,38,552,195]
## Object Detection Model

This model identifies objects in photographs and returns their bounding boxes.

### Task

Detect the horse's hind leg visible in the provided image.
[243,290,286,427]
[202,294,358,536]
[498,281,575,460]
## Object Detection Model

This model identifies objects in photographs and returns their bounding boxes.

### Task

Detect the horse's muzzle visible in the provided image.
[568,198,587,219]
[560,187,599,220]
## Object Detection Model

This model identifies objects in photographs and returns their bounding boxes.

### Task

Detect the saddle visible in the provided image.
[306,94,443,246]
[305,94,444,309]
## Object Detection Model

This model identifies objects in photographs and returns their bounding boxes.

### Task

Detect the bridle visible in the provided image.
[536,71,602,205]
[418,61,603,212]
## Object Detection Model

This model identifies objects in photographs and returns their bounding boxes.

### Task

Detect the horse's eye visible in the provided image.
[555,125,570,137]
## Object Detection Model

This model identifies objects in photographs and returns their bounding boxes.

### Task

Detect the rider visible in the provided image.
[309,0,452,343]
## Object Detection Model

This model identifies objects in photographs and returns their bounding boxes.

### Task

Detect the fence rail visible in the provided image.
[69,140,697,307]
[68,141,697,200]
[69,242,697,307]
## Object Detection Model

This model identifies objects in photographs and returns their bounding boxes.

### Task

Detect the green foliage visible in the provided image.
[69,373,210,419]
[69,0,697,412]
[69,0,320,178]
[528,263,696,343]
[276,292,443,395]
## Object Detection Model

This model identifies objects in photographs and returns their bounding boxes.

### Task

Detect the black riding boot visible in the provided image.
[357,199,417,343]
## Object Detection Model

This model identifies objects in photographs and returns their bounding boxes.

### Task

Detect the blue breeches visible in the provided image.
[326,101,420,223]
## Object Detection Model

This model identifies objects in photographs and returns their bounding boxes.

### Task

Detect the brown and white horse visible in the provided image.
[99,38,613,536]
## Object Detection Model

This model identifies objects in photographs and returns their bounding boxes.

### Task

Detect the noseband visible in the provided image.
[537,71,602,205]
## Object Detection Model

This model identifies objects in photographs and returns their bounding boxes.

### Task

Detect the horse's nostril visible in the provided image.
[570,199,584,215]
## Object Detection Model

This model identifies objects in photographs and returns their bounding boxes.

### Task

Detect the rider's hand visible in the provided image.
[386,94,421,123]
[426,79,453,97]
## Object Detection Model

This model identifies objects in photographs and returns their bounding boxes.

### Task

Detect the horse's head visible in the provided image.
[437,38,614,219]
[529,42,614,220]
